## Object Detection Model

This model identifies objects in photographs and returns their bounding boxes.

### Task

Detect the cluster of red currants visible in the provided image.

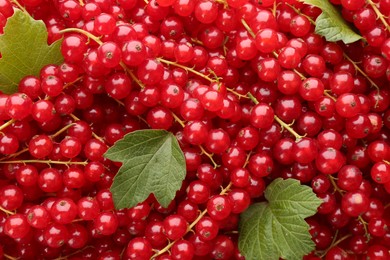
[0,0,389,259]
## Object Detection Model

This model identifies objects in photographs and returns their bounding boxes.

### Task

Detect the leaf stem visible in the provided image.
[0,119,15,132]
[151,183,232,258]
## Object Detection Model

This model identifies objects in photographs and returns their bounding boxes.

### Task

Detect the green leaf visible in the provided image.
[239,178,322,260]
[104,129,186,209]
[300,0,362,44]
[0,10,63,94]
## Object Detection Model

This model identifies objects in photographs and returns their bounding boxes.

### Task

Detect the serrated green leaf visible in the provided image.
[104,129,186,209]
[239,178,322,260]
[0,10,63,94]
[300,0,362,44]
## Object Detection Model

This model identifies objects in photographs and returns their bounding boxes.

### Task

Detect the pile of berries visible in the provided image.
[0,0,390,259]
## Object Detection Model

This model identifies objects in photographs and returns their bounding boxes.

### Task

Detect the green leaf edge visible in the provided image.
[0,9,64,94]
[299,0,362,44]
[238,178,322,260]
[104,129,186,210]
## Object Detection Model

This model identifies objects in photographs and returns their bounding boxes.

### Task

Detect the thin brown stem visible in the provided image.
[247,92,305,141]
[199,145,220,169]
[366,0,390,33]
[0,206,15,215]
[0,119,15,132]
[4,253,18,260]
[157,58,215,83]
[59,28,103,45]
[10,0,27,13]
[69,114,105,143]
[151,183,232,258]
[172,113,185,128]
[328,175,344,194]
[343,54,380,91]
[0,159,88,165]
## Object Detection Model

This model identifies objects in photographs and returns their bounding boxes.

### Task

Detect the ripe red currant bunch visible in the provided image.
[0,0,389,259]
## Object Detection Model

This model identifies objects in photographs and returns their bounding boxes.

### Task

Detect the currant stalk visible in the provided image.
[0,119,15,132]
[286,2,380,92]
[10,0,27,13]
[327,176,370,238]
[156,58,248,99]
[242,18,337,102]
[366,0,390,33]
[0,123,75,162]
[318,232,352,258]
[4,253,17,260]
[151,182,233,258]
[172,112,220,168]
[69,113,104,143]
[0,205,14,215]
[0,159,88,166]
[247,92,306,141]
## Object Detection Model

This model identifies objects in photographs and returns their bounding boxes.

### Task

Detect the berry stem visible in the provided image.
[288,0,380,92]
[10,0,27,13]
[156,58,248,98]
[327,175,344,194]
[247,92,305,141]
[59,28,103,45]
[70,113,105,143]
[324,90,337,101]
[0,148,28,161]
[171,111,220,168]
[342,53,380,91]
[0,159,88,165]
[366,0,390,33]
[199,145,220,169]
[119,62,145,89]
[0,119,15,132]
[157,57,215,83]
[172,112,185,128]
[273,116,305,141]
[242,19,337,101]
[319,232,352,258]
[4,253,17,260]
[60,28,144,90]
[240,19,255,38]
[50,123,75,139]
[151,182,232,258]
[357,215,370,238]
[54,246,94,260]
[0,205,15,215]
